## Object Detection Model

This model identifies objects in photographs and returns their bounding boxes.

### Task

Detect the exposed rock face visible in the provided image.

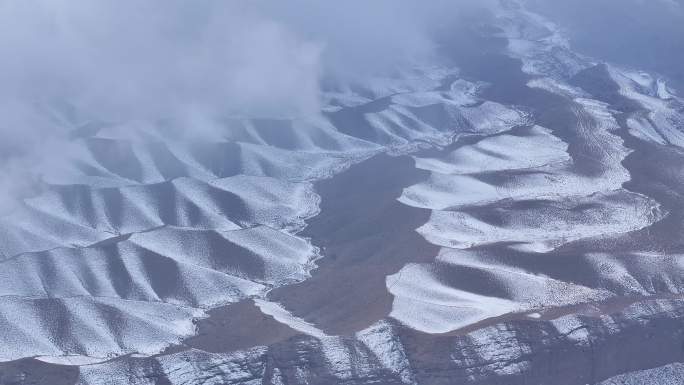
[70,299,684,385]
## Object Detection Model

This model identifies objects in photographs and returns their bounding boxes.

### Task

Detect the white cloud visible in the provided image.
[0,0,493,210]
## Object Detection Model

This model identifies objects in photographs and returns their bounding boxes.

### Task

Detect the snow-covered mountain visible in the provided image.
[0,1,683,384]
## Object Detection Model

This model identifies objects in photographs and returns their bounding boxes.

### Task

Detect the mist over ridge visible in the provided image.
[0,2,683,383]
[0,0,497,210]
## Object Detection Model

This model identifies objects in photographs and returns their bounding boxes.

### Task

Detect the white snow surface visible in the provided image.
[254,299,327,338]
[388,4,672,335]
[598,363,684,385]
[608,66,684,148]
[0,57,521,361]
[2,0,683,370]
[0,296,202,362]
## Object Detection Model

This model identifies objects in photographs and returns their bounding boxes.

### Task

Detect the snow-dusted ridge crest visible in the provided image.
[0,52,532,362]
[1,3,683,384]
[74,299,684,384]
[388,1,681,335]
